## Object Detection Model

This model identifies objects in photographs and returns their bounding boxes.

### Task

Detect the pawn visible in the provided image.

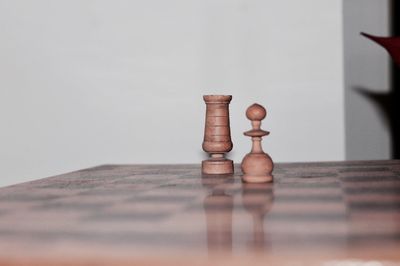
[241,104,273,183]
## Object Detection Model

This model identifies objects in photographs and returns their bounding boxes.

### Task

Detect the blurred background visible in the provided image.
[0,0,394,187]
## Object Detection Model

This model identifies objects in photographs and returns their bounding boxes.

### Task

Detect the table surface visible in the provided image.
[1,160,400,265]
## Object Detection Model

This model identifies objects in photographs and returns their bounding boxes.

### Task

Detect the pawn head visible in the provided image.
[246,103,267,121]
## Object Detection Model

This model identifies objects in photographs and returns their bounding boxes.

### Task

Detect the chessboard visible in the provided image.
[0,160,400,265]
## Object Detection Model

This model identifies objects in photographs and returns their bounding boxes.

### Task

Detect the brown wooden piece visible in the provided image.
[202,95,234,175]
[241,103,273,183]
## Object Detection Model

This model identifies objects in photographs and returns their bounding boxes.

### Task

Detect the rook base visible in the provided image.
[202,159,234,175]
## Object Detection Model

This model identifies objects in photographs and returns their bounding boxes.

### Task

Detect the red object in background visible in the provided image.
[361,32,400,66]
[361,32,400,160]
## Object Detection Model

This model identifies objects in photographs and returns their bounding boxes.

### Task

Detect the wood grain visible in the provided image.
[0,160,400,265]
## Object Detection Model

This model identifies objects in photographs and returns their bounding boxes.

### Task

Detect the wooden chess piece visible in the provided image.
[241,103,273,183]
[202,95,234,175]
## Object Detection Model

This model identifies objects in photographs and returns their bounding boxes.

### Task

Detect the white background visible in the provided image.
[0,0,386,187]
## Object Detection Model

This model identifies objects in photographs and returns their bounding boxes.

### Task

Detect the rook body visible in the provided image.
[202,95,234,175]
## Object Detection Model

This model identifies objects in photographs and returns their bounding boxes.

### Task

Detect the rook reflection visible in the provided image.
[202,175,234,254]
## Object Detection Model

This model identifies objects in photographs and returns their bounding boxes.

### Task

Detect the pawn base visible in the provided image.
[202,159,234,175]
[241,174,273,183]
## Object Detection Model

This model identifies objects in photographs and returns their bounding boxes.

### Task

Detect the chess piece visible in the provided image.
[241,103,273,183]
[202,95,234,175]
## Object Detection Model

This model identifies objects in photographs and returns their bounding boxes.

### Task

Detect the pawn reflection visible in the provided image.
[202,175,234,254]
[241,183,274,251]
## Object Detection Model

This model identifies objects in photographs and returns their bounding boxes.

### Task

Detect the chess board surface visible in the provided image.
[1,160,400,265]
